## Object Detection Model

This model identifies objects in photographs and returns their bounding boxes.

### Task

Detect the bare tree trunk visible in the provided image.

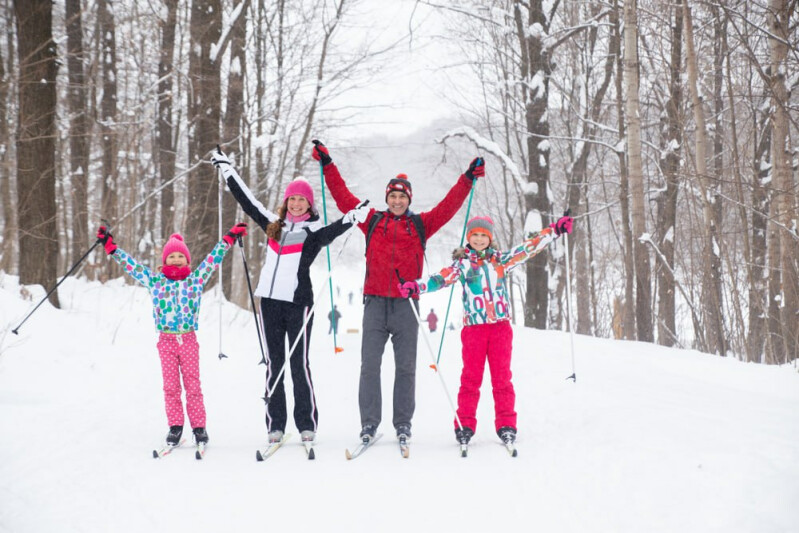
[158,0,178,236]
[97,0,117,226]
[623,0,653,342]
[684,4,726,353]
[0,8,15,274]
[768,0,797,363]
[65,0,91,264]
[611,0,635,339]
[14,0,59,306]
[656,0,682,347]
[187,0,221,275]
[514,0,554,329]
[221,0,248,298]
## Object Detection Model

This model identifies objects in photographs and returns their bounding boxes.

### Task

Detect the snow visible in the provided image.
[1,270,798,533]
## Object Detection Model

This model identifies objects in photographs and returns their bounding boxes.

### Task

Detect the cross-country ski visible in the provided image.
[345,433,383,460]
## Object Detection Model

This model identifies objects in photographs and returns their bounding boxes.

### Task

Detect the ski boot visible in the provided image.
[166,425,183,446]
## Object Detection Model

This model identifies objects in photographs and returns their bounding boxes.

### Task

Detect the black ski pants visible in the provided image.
[260,297,318,434]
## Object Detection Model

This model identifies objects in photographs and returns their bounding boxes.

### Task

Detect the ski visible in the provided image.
[345,433,383,460]
[459,443,468,458]
[255,433,292,462]
[303,440,316,460]
[398,435,410,458]
[152,439,186,458]
[503,442,518,457]
[195,442,207,460]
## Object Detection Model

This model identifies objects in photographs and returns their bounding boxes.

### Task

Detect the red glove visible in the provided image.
[398,281,419,298]
[311,140,332,166]
[96,226,117,255]
[550,215,573,236]
[464,157,485,181]
[223,222,248,245]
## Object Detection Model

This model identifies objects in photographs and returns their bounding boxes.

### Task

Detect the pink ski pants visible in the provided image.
[454,321,516,433]
[156,331,206,428]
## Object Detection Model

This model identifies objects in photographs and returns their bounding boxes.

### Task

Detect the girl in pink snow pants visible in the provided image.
[399,214,573,445]
[97,223,248,446]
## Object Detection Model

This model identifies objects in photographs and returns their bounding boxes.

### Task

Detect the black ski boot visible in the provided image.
[455,426,474,444]
[360,424,377,442]
[193,427,209,445]
[497,426,517,444]
[166,425,183,446]
[396,424,412,441]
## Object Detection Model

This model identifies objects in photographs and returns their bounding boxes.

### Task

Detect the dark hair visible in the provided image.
[266,201,287,242]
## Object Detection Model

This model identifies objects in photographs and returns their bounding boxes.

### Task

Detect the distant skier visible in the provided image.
[328,305,342,335]
[426,309,438,333]
[212,148,369,447]
[398,214,573,447]
[312,139,483,445]
[96,222,248,448]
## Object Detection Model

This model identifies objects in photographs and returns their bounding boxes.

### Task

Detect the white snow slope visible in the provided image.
[1,270,797,533]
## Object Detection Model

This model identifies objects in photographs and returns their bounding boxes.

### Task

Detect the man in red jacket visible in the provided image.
[312,140,484,443]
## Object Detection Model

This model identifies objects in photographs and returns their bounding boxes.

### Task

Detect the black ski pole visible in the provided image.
[12,221,111,335]
[237,236,267,365]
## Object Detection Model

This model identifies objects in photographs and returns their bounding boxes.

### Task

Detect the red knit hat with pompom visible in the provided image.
[385,173,412,204]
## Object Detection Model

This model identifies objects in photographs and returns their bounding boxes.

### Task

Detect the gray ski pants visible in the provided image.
[359,296,419,431]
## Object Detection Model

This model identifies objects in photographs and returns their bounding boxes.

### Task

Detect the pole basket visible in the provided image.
[335,346,344,353]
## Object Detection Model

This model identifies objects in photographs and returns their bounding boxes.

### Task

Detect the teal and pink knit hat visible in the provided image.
[466,216,494,241]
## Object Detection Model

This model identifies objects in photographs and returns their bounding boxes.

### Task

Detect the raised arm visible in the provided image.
[500,214,573,273]
[419,157,484,239]
[191,223,247,286]
[212,148,277,231]
[97,226,155,287]
[312,140,362,214]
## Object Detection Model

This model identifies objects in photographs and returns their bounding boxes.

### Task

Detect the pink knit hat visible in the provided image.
[162,233,191,264]
[284,178,315,211]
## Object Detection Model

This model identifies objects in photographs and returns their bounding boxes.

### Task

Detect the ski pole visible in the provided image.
[317,162,341,354]
[12,220,111,335]
[563,230,577,382]
[217,167,228,360]
[237,236,267,365]
[436,165,480,366]
[263,220,361,404]
[407,296,465,431]
[396,269,464,430]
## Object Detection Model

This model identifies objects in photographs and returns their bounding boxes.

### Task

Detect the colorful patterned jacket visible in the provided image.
[418,228,558,326]
[111,239,231,333]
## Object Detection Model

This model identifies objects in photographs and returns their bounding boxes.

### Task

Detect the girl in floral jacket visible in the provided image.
[96,223,247,447]
[398,214,572,446]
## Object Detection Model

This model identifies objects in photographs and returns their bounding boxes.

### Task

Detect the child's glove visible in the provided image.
[211,147,232,169]
[464,157,485,182]
[344,204,371,225]
[550,215,573,236]
[311,140,332,166]
[223,222,248,245]
[96,226,117,255]
[398,281,419,298]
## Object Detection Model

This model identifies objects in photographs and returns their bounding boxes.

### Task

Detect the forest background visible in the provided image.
[3,0,798,364]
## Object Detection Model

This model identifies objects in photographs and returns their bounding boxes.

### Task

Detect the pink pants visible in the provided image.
[454,321,516,433]
[156,331,206,428]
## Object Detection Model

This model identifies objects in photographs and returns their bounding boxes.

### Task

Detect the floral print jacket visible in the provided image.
[418,228,558,326]
[111,239,231,333]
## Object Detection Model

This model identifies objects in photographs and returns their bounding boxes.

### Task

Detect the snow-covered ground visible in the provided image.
[1,267,797,533]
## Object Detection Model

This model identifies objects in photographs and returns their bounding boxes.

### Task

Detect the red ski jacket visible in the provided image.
[322,163,473,299]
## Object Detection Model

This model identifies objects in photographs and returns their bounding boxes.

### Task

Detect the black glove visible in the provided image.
[312,140,332,166]
[465,157,485,181]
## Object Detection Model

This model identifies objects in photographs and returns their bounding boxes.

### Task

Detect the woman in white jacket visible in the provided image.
[212,149,368,445]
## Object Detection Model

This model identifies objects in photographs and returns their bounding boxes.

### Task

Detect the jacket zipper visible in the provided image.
[267,221,294,298]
